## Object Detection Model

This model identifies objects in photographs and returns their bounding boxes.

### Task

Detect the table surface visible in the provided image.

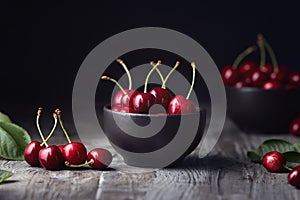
[1,118,300,200]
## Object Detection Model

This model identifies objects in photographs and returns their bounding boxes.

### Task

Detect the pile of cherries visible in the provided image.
[101,59,197,114]
[24,108,112,170]
[221,34,300,90]
[262,151,300,188]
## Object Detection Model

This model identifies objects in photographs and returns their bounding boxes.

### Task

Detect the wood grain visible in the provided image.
[1,119,300,200]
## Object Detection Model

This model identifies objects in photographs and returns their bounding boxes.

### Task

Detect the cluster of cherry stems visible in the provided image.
[101,59,197,115]
[24,108,112,170]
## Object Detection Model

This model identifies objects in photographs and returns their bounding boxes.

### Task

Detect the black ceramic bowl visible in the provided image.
[102,105,206,168]
[226,86,300,133]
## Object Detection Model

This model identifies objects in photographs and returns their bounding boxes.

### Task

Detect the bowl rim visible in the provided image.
[103,104,205,117]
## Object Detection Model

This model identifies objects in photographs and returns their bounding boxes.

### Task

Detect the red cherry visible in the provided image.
[289,72,300,87]
[168,95,196,114]
[113,89,129,106]
[149,87,172,109]
[221,66,240,85]
[251,70,269,87]
[235,80,250,88]
[24,141,44,167]
[238,61,257,75]
[290,118,300,136]
[62,142,87,165]
[131,92,155,114]
[87,148,112,169]
[262,80,281,90]
[38,145,64,170]
[262,151,286,172]
[121,90,137,107]
[288,166,300,188]
[112,105,122,112]
[58,145,65,154]
[260,64,274,75]
[270,67,290,83]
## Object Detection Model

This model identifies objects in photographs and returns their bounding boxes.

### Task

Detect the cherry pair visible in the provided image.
[262,151,300,188]
[221,34,300,89]
[102,59,197,114]
[24,108,112,170]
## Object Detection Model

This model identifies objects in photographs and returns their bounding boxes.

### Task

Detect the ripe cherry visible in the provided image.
[39,145,64,170]
[251,70,269,87]
[270,67,289,83]
[24,141,44,167]
[289,118,300,136]
[58,145,65,154]
[121,90,137,108]
[262,151,286,172]
[168,62,197,114]
[262,80,281,90]
[260,64,273,75]
[235,80,250,88]
[288,166,300,188]
[113,89,129,106]
[221,66,239,86]
[289,72,300,87]
[87,148,112,169]
[239,61,257,75]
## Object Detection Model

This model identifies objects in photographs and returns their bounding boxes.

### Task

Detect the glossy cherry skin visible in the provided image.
[62,142,87,165]
[235,80,250,88]
[262,151,286,172]
[87,148,112,170]
[131,92,155,114]
[289,72,300,87]
[251,70,269,87]
[121,90,137,107]
[24,141,44,167]
[111,105,122,112]
[238,61,257,75]
[58,145,65,154]
[221,66,240,86]
[168,95,196,114]
[288,166,300,187]
[262,81,281,90]
[113,89,129,106]
[289,118,300,136]
[149,87,172,109]
[38,145,64,170]
[260,64,274,75]
[270,67,290,83]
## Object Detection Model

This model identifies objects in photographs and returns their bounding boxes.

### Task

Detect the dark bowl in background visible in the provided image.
[226,86,300,133]
[102,105,206,167]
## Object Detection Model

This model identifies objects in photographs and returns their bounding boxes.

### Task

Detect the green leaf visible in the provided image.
[283,151,300,163]
[257,139,295,156]
[247,151,262,163]
[0,169,13,184]
[0,121,31,160]
[0,112,11,123]
[294,143,300,153]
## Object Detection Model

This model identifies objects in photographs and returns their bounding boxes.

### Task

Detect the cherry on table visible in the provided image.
[62,142,87,165]
[290,118,300,136]
[24,141,44,167]
[288,166,300,188]
[87,148,112,170]
[38,145,64,170]
[262,151,286,172]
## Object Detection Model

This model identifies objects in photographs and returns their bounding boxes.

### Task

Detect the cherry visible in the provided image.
[251,70,269,87]
[113,89,129,106]
[288,166,300,188]
[262,80,281,90]
[62,142,87,165]
[24,141,44,167]
[168,62,197,114]
[121,90,137,108]
[262,151,286,172]
[38,145,64,170]
[270,67,289,83]
[87,148,112,170]
[24,108,58,167]
[260,64,274,75]
[221,66,239,86]
[289,72,300,87]
[111,105,122,112]
[235,80,250,88]
[58,145,65,154]
[239,61,257,75]
[289,118,300,136]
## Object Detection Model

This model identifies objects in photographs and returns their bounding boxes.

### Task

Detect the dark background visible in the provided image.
[1,1,299,134]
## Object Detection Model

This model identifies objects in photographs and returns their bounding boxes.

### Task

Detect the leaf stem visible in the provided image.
[284,165,293,171]
[264,39,279,73]
[55,109,72,144]
[116,59,132,90]
[162,61,180,89]
[232,46,257,69]
[40,113,58,146]
[257,34,266,68]
[144,60,161,93]
[186,62,196,100]
[36,108,48,147]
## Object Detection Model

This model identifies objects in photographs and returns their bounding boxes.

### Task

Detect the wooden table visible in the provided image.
[1,118,300,200]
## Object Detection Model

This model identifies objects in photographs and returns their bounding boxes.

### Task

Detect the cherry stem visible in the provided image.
[264,39,279,73]
[186,62,196,100]
[162,61,180,89]
[283,165,293,171]
[232,46,257,69]
[144,60,161,93]
[150,62,165,85]
[257,34,266,68]
[101,76,127,95]
[116,59,132,90]
[65,159,94,168]
[40,113,58,146]
[55,109,72,144]
[36,108,48,147]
